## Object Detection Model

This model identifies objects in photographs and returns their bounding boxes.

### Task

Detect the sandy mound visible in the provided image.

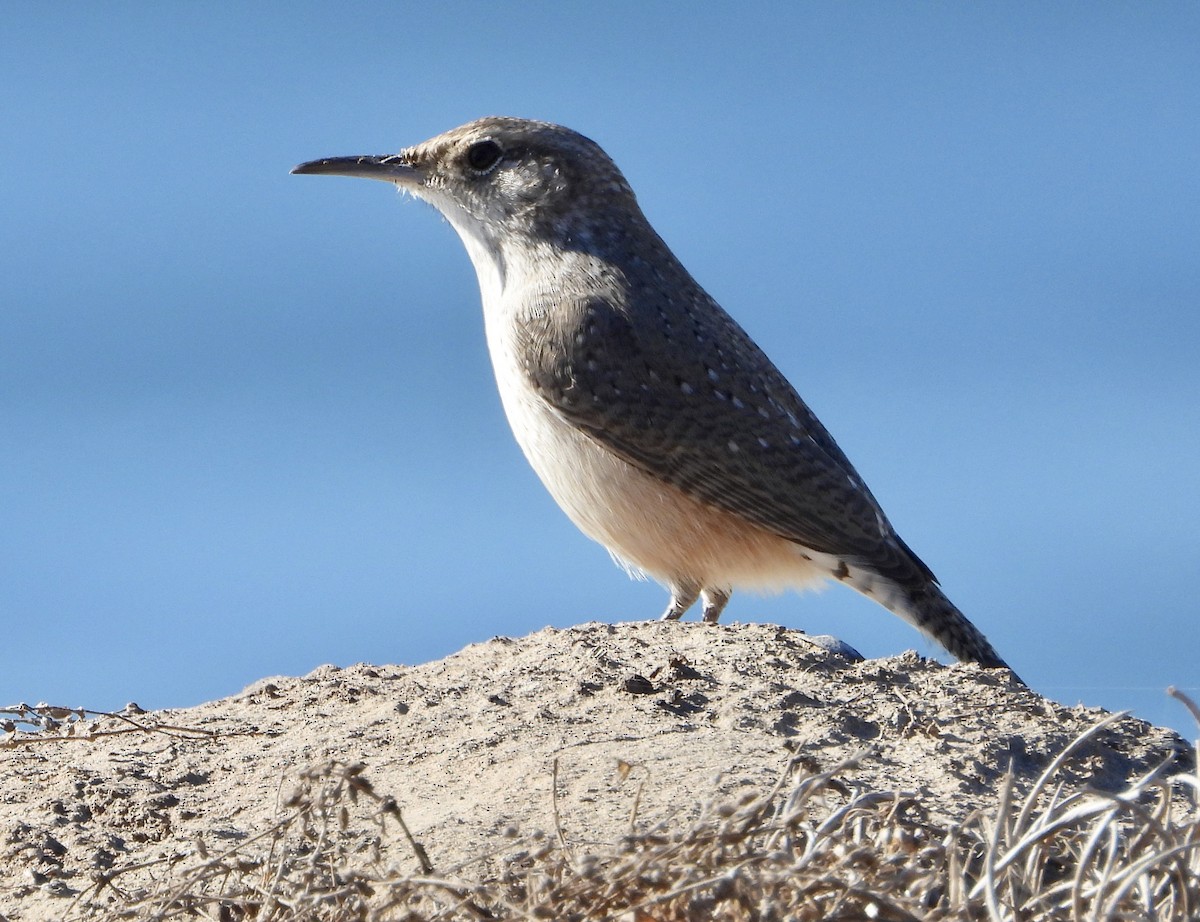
[1,621,1192,919]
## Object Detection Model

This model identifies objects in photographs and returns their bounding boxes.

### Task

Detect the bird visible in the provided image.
[292,116,1013,672]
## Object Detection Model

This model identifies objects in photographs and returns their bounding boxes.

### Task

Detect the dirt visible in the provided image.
[0,620,1193,919]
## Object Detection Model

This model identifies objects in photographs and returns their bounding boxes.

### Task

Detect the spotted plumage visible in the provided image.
[293,116,1014,674]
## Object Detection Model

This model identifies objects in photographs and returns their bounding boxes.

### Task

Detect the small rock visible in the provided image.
[622,674,656,695]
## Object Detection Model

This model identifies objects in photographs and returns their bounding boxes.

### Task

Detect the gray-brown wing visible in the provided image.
[518,292,934,585]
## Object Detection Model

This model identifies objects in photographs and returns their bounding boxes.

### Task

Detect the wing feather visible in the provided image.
[517,289,934,585]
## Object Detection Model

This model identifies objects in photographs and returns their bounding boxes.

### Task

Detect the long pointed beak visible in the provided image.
[291,154,420,185]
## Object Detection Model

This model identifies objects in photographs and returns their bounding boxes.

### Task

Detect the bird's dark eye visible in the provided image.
[465,138,503,174]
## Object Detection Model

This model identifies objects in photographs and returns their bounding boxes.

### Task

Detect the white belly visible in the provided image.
[486,314,828,594]
[450,210,827,596]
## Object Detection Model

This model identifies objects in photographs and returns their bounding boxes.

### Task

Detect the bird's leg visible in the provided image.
[701,587,731,623]
[660,580,701,621]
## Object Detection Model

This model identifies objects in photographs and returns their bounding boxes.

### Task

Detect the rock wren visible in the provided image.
[293,116,1012,671]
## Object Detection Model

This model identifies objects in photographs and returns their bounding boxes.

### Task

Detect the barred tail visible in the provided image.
[837,553,1018,680]
[900,582,1011,672]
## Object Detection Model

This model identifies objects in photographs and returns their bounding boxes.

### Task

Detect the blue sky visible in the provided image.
[3,5,1198,739]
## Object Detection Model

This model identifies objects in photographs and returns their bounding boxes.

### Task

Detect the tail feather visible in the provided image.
[901,582,1010,671]
[837,554,1018,680]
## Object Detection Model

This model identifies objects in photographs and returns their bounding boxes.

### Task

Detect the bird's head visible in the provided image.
[293,117,639,250]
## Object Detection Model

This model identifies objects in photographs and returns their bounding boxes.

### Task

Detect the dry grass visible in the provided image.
[0,702,223,747]
[50,696,1198,922]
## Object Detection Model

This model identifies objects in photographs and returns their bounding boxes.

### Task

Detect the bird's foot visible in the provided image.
[701,588,731,623]
[660,581,700,621]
